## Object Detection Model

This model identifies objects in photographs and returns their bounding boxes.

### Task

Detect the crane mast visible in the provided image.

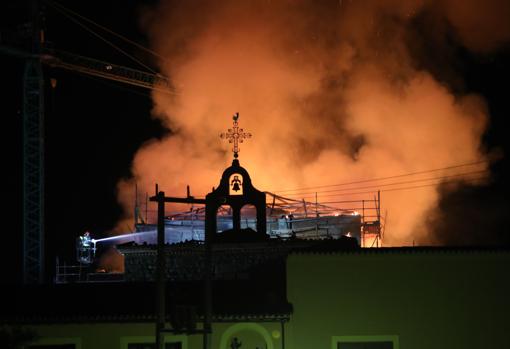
[23,55,45,284]
[22,0,46,284]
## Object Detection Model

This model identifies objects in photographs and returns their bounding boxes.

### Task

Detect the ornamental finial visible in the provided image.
[220,112,251,159]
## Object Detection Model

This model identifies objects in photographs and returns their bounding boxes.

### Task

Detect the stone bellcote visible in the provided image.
[205,159,266,242]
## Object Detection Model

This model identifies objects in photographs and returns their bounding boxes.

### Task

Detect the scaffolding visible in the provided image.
[133,191,383,247]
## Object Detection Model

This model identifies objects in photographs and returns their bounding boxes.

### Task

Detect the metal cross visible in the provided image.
[220,112,251,159]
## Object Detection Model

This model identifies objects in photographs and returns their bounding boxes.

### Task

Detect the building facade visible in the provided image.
[3,247,510,349]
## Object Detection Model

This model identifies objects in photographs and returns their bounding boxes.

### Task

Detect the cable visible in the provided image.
[142,174,487,223]
[381,175,488,193]
[80,73,153,99]
[46,0,157,73]
[140,168,488,218]
[299,174,488,200]
[280,170,488,197]
[45,0,169,63]
[271,160,488,193]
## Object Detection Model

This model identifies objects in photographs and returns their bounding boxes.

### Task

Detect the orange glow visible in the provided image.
[111,0,509,246]
[362,234,382,248]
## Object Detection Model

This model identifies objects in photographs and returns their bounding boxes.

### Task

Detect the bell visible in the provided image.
[232,182,241,192]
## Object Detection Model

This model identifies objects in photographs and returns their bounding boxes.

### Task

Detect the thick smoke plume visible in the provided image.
[116,0,510,245]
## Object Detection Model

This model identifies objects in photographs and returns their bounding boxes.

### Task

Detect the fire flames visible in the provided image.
[113,0,510,246]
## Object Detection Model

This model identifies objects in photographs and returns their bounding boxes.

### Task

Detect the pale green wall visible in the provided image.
[27,321,283,349]
[286,251,510,349]
[24,251,510,349]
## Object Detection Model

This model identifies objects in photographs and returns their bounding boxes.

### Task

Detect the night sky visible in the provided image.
[2,0,510,284]
[2,0,166,283]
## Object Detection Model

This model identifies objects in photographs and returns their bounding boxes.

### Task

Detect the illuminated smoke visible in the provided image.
[115,0,509,245]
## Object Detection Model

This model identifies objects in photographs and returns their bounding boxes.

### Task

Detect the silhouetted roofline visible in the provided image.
[289,245,510,255]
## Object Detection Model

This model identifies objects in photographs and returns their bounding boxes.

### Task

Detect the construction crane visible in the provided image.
[41,48,172,93]
[0,46,173,92]
[1,4,173,284]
